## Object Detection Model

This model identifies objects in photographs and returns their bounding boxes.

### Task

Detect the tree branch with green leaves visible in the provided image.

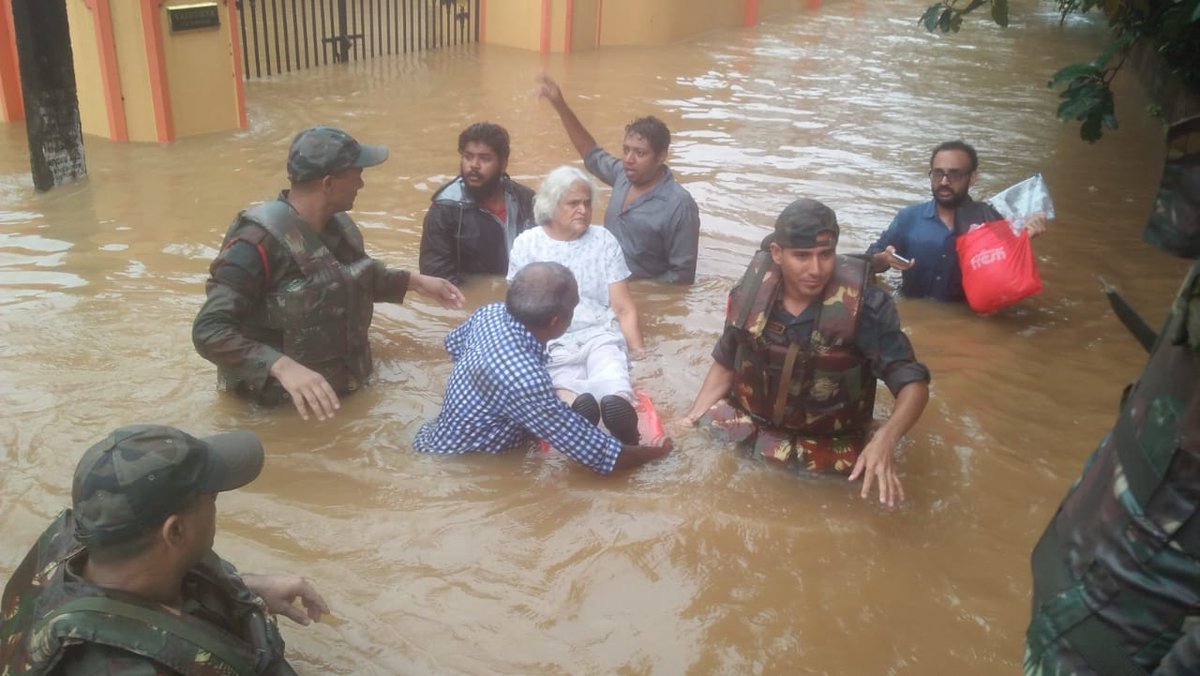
[919,0,1200,142]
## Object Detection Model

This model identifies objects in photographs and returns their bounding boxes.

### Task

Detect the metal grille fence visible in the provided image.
[235,0,479,80]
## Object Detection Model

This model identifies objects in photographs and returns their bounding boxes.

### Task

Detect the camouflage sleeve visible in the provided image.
[54,642,172,675]
[371,262,410,304]
[711,324,738,369]
[858,286,931,396]
[1153,624,1200,675]
[191,239,285,392]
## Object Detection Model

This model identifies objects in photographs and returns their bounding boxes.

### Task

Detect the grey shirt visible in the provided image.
[584,146,701,284]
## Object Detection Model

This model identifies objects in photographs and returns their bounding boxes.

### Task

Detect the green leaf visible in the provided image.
[1080,114,1103,142]
[920,4,944,31]
[950,14,963,32]
[1056,89,1101,120]
[938,8,953,32]
[1048,62,1101,88]
[991,0,1010,27]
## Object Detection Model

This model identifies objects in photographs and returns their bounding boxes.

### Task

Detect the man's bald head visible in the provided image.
[507,262,579,332]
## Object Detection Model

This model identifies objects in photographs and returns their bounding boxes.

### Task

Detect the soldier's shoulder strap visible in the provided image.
[330,213,366,255]
[727,249,780,338]
[240,201,330,278]
[30,596,259,675]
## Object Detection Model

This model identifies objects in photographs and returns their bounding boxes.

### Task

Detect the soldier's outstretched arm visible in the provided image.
[850,380,928,507]
[1153,621,1200,674]
[242,574,330,626]
[407,272,465,309]
[678,361,735,426]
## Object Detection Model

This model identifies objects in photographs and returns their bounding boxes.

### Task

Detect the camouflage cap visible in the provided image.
[286,125,388,183]
[764,198,839,250]
[72,425,264,546]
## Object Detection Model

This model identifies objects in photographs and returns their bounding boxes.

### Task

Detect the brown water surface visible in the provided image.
[0,1,1179,673]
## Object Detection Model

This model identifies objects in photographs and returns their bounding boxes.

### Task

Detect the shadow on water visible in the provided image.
[0,0,1184,673]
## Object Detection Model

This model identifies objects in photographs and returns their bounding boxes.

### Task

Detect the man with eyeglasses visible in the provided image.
[866,140,1047,301]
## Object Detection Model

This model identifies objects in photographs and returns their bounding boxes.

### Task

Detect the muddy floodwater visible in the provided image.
[0,0,1183,673]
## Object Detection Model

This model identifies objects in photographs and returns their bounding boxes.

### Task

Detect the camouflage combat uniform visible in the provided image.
[702,252,930,473]
[193,193,411,404]
[1025,115,1200,675]
[0,511,292,675]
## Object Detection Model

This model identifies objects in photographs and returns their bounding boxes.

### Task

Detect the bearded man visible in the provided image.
[865,140,1048,302]
[418,122,536,286]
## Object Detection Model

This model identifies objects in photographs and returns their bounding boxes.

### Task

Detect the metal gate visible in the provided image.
[235,0,479,80]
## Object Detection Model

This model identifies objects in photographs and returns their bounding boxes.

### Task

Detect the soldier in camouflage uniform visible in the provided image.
[1025,116,1200,675]
[680,199,930,507]
[0,424,328,675]
[193,126,465,422]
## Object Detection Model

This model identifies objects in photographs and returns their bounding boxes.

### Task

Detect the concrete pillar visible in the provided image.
[11,0,86,191]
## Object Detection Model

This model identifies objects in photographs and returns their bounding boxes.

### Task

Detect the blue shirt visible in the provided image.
[413,303,623,474]
[865,198,1000,301]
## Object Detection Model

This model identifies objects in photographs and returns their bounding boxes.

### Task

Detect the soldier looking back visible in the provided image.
[0,425,326,674]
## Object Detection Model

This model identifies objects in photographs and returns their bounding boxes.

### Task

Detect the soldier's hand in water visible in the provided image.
[667,414,699,433]
[848,432,905,508]
[409,273,465,309]
[533,72,565,105]
[242,574,330,626]
[1025,212,1048,238]
[269,356,340,421]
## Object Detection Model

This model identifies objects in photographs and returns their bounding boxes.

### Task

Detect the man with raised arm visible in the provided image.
[536,73,701,285]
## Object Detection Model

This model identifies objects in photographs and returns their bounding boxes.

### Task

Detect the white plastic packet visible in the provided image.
[985,173,1055,233]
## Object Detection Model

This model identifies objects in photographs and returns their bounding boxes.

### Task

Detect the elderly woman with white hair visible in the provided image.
[506,165,644,443]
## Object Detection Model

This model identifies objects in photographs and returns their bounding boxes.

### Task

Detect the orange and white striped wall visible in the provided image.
[1,0,818,134]
[480,0,822,53]
[0,0,23,123]
[1,0,246,141]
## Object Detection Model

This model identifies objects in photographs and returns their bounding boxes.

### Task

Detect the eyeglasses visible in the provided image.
[929,168,972,182]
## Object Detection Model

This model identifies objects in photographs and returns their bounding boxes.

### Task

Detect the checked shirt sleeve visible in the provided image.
[503,357,622,474]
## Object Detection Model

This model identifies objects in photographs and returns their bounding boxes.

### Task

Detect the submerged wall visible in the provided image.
[481,0,828,53]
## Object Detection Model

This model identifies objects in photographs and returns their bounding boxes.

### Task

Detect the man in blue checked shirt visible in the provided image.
[413,262,672,473]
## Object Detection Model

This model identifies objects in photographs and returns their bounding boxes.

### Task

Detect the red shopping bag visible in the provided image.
[956,219,1043,314]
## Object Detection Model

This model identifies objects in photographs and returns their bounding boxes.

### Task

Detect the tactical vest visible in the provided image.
[1025,260,1200,675]
[0,511,292,675]
[220,200,377,396]
[725,251,875,459]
